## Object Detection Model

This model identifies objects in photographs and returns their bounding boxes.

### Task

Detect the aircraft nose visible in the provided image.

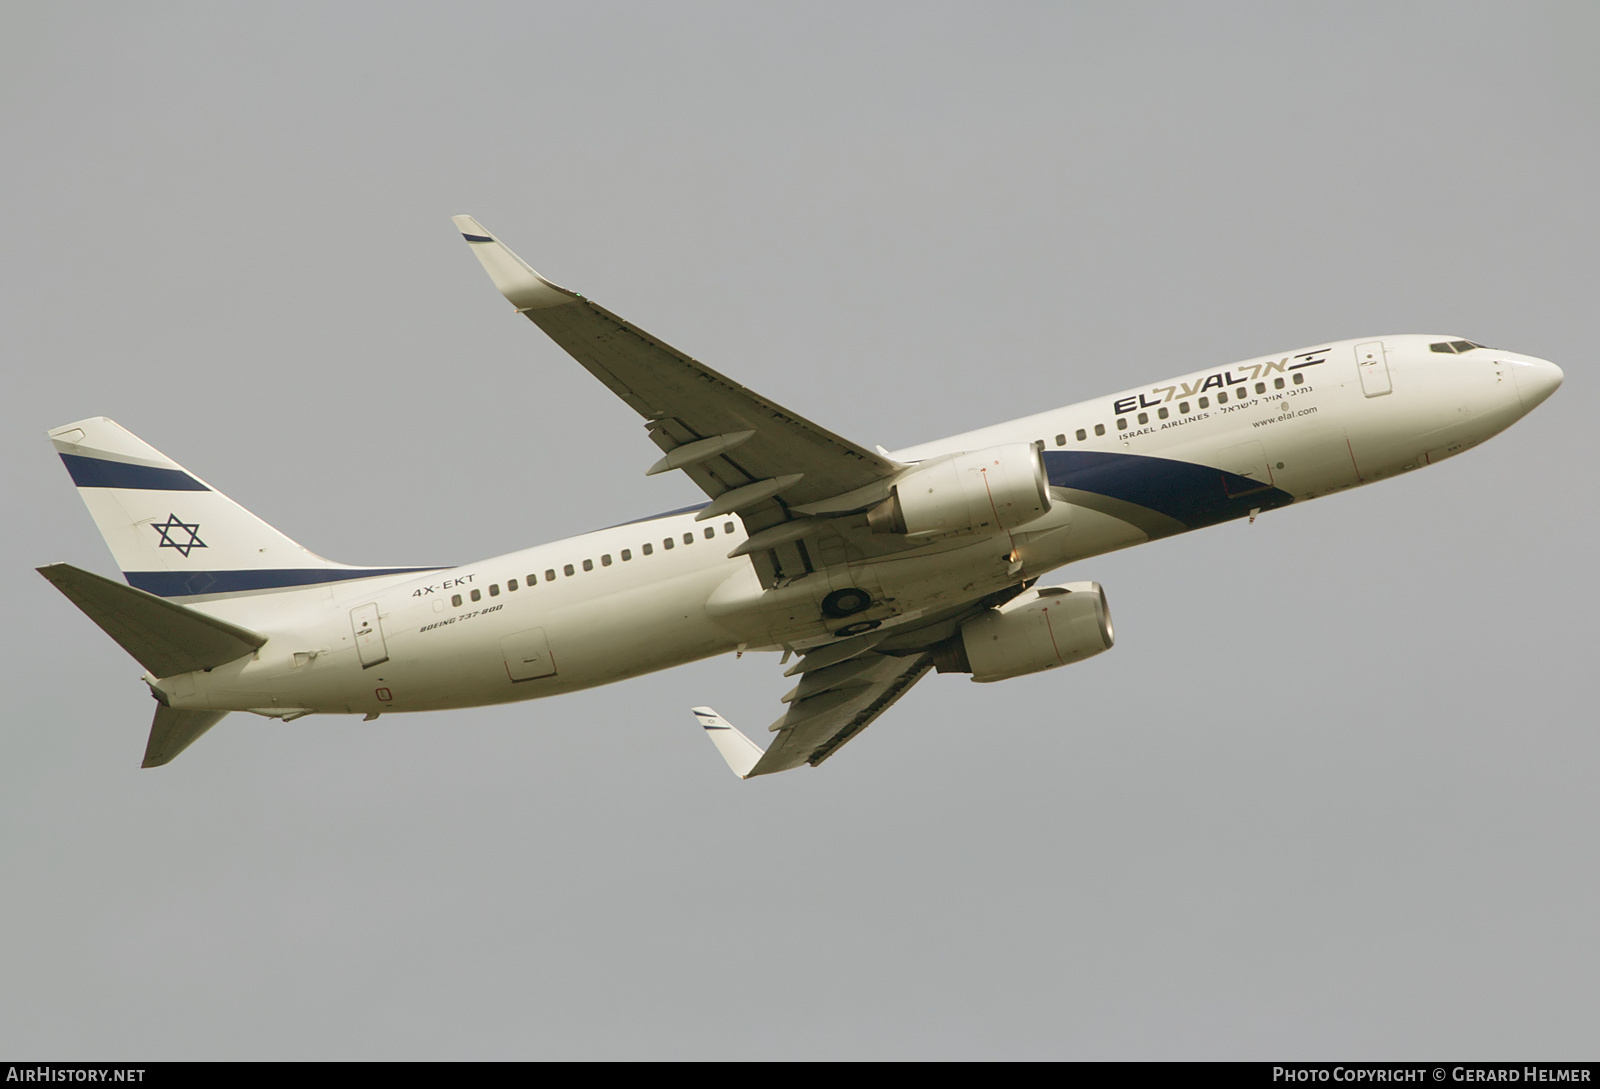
[1510,356,1564,411]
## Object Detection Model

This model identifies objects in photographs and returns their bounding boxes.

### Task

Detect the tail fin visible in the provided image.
[49,417,435,600]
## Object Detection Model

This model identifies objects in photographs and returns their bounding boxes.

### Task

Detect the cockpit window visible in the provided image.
[1431,340,1487,354]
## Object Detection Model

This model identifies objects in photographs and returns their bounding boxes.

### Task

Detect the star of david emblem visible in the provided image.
[151,513,207,558]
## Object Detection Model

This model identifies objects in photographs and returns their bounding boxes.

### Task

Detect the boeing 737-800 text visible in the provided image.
[38,217,1565,776]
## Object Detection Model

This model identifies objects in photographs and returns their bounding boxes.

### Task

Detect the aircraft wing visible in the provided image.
[687,585,1031,777]
[454,216,906,587]
[694,644,935,778]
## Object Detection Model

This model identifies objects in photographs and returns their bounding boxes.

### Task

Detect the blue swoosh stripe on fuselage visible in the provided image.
[1043,450,1291,529]
[126,567,444,597]
[611,453,1286,536]
[60,454,210,491]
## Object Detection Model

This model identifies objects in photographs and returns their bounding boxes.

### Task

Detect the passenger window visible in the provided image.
[1075,428,1086,441]
[545,569,556,582]
[1274,377,1285,390]
[1158,407,1169,420]
[683,533,693,545]
[451,594,462,607]
[703,527,714,540]
[601,554,612,566]
[1179,402,1190,414]
[1094,423,1105,437]
[489,584,500,597]
[1055,434,1066,446]
[1293,372,1305,385]
[1199,396,1209,409]
[663,538,674,550]
[508,579,518,591]
[642,543,653,556]
[563,564,575,576]
[621,549,632,561]
[1255,382,1266,394]
[1218,391,1228,404]
[1116,418,1127,431]
[470,589,481,602]
[582,559,594,572]
[1137,412,1148,425]
[724,522,735,534]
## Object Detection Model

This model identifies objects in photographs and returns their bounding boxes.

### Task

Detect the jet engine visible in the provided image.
[868,443,1050,538]
[933,582,1114,682]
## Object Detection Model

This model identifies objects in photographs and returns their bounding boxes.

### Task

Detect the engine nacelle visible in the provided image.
[869,443,1050,538]
[934,582,1114,683]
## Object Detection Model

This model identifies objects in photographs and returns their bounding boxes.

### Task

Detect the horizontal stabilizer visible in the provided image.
[38,563,266,678]
[692,707,764,779]
[143,705,228,768]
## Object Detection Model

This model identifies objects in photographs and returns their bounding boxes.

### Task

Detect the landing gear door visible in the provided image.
[351,602,389,669]
[1355,340,1392,398]
[502,627,557,682]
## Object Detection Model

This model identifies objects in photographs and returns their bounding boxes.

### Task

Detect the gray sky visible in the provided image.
[3,1,1595,1060]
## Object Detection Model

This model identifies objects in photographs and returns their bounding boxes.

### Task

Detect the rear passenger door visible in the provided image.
[351,603,389,669]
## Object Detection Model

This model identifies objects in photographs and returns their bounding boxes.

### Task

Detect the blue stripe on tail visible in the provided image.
[60,454,209,491]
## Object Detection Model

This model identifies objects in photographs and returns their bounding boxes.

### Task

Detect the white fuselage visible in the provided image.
[153,335,1560,719]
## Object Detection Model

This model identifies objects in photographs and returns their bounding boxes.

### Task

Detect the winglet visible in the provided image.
[451,215,578,312]
[692,706,764,779]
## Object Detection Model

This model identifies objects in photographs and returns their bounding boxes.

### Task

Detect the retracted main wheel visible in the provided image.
[821,587,873,619]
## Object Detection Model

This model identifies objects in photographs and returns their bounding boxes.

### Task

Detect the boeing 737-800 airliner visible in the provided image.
[39,217,1565,776]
